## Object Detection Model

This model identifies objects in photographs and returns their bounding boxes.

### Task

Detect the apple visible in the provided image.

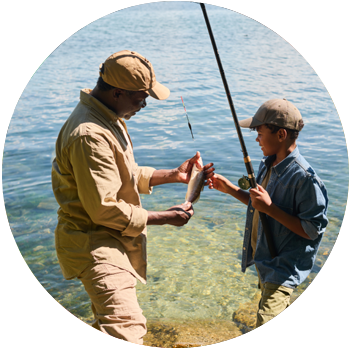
[16,261,46,295]
[1,234,20,253]
[61,306,78,324]
[81,325,101,338]
[81,333,115,349]
[1,249,23,264]
[47,326,84,348]
[46,339,79,349]
[1,270,21,297]
[115,339,148,349]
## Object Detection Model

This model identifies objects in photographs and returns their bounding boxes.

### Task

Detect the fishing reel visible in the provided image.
[238,175,251,190]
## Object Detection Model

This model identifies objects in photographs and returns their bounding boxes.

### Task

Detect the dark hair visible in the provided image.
[223,0,308,43]
[251,120,304,140]
[96,77,139,97]
[96,76,115,91]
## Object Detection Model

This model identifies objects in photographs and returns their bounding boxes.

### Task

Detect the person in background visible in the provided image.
[223,0,350,277]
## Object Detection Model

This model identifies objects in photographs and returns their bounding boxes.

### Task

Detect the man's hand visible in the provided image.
[176,151,215,184]
[165,202,194,226]
[147,202,194,226]
[249,185,272,214]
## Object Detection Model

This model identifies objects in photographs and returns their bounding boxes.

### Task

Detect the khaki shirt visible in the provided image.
[51,89,155,284]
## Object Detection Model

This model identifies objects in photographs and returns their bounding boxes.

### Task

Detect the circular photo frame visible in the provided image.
[2,1,349,348]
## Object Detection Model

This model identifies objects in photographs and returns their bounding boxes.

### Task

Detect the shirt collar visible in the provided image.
[80,88,120,123]
[263,146,300,176]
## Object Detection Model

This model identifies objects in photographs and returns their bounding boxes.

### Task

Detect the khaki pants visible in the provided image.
[255,266,293,328]
[256,282,293,328]
[78,263,147,344]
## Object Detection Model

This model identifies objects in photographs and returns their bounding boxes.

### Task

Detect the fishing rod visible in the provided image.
[200,3,277,258]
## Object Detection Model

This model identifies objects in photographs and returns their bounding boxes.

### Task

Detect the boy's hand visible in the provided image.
[249,184,272,213]
[207,174,231,194]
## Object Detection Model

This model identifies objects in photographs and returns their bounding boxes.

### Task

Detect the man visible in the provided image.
[51,50,214,344]
[223,0,350,324]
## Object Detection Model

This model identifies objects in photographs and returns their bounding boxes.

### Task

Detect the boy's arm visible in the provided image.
[250,185,310,239]
[208,174,250,205]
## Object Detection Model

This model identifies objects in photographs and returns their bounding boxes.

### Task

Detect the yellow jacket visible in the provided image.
[51,89,155,283]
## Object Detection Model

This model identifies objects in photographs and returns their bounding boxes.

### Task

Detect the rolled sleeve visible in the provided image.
[297,176,329,240]
[70,134,147,237]
[122,205,149,237]
[135,166,156,194]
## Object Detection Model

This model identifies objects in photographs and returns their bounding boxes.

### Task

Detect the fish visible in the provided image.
[185,156,205,204]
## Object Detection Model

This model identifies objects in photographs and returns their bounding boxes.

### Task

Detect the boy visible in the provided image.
[208,98,328,327]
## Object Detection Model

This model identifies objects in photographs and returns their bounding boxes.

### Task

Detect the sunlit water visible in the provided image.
[3,2,347,330]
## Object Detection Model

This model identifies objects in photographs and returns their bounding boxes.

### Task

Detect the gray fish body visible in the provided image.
[185,157,205,204]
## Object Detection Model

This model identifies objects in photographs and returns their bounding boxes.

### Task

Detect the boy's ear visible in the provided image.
[278,128,288,142]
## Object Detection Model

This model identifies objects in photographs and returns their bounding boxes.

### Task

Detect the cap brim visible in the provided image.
[239,117,264,128]
[146,81,170,100]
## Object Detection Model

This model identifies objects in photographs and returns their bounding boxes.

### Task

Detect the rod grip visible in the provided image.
[244,159,257,188]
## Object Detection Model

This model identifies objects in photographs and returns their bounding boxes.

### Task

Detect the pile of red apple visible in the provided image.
[47,307,148,349]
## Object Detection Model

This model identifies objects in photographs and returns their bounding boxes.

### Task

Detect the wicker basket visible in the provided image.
[1,294,54,324]
[7,327,30,349]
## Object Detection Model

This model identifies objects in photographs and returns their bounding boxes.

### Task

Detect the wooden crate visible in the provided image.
[18,302,60,349]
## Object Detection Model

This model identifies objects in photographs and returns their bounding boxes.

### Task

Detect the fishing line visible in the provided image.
[181,96,194,140]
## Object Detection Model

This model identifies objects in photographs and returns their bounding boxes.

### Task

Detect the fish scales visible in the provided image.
[185,156,205,204]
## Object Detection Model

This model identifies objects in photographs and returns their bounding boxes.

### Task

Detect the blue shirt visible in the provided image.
[241,146,328,288]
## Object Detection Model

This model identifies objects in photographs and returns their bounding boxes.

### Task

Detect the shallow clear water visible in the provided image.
[2,2,347,326]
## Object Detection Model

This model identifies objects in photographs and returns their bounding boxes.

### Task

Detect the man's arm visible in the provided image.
[149,151,214,187]
[147,202,194,226]
[70,135,195,234]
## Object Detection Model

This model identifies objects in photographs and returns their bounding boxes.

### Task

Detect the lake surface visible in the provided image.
[2,1,347,340]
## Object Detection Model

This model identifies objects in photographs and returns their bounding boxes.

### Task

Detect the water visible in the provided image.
[2,1,347,335]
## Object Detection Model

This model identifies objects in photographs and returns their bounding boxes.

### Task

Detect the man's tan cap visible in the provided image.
[239,98,303,131]
[99,50,170,100]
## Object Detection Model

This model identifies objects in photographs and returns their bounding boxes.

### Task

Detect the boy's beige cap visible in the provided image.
[99,50,170,100]
[239,98,303,130]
